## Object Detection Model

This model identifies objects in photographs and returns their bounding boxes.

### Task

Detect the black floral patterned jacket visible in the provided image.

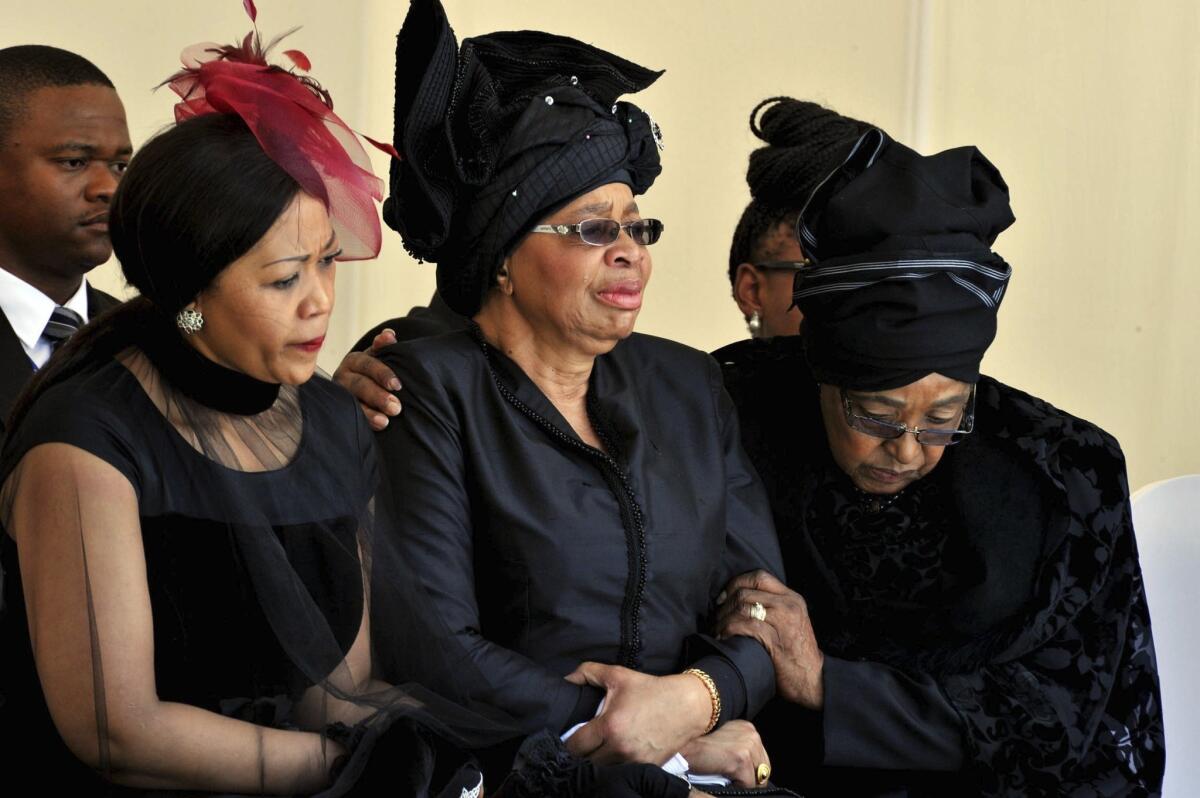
[714,337,1165,797]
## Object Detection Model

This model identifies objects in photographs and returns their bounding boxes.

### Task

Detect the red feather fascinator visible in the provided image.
[163,2,399,260]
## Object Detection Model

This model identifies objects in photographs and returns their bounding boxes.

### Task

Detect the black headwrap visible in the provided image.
[793,129,1015,390]
[383,0,664,317]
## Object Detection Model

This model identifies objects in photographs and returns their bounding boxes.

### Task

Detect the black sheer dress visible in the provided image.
[0,329,488,796]
[714,337,1165,797]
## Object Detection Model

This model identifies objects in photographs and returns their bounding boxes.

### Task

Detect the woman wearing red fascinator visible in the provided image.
[0,4,498,795]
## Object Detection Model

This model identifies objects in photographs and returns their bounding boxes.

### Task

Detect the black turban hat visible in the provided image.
[793,128,1015,390]
[383,0,665,317]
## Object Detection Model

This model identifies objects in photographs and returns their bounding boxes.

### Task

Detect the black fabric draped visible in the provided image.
[792,129,1014,391]
[713,337,1164,797]
[370,327,783,745]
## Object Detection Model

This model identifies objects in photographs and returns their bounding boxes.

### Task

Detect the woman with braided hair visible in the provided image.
[723,98,872,343]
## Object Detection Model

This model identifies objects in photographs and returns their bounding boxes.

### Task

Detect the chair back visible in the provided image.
[1132,474,1200,795]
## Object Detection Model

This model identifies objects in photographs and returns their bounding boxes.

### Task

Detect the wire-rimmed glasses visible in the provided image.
[530,218,664,246]
[840,384,976,446]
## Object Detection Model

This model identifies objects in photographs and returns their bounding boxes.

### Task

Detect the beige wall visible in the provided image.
[4,0,1196,489]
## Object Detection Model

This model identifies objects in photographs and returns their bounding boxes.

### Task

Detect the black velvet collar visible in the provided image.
[140,319,280,416]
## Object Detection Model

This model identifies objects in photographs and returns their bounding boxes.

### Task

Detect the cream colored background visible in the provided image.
[4,0,1197,490]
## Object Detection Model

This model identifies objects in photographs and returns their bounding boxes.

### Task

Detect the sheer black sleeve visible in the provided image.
[0,374,144,491]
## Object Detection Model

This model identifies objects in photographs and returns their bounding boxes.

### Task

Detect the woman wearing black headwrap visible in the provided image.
[365,0,784,792]
[714,122,1165,795]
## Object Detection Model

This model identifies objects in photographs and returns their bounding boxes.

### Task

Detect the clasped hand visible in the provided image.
[564,664,770,788]
[715,570,825,710]
[564,663,711,766]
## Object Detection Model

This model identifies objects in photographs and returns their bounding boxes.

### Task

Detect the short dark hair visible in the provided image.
[727,98,873,283]
[0,45,115,142]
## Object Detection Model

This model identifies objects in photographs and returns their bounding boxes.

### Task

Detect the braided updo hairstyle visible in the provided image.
[727,97,873,283]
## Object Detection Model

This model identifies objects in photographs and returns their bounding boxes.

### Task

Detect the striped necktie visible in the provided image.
[42,305,85,351]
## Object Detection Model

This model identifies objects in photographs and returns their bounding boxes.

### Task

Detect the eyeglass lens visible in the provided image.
[577,218,663,246]
[849,415,966,446]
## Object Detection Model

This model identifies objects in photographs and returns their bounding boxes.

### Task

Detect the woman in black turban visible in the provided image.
[363,1,785,793]
[714,118,1165,796]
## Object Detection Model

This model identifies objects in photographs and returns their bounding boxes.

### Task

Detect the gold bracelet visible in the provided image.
[683,667,721,734]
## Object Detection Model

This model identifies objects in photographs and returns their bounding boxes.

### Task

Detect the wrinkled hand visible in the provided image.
[332,328,402,430]
[678,720,769,788]
[716,570,825,709]
[564,663,712,766]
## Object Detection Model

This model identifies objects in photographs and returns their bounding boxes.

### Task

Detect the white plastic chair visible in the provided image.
[1132,474,1200,796]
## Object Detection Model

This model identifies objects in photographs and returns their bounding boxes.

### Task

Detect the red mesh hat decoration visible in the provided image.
[164,0,399,260]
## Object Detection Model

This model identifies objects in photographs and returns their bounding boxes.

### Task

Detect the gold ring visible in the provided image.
[756,762,771,785]
[750,601,767,622]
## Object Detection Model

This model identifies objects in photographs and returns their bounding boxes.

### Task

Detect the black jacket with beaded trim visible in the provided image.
[371,327,783,740]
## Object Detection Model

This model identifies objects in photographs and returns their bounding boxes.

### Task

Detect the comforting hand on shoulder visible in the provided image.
[716,570,825,710]
[331,328,402,430]
[564,663,713,766]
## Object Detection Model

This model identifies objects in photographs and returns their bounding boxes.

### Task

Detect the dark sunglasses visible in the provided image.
[530,218,665,247]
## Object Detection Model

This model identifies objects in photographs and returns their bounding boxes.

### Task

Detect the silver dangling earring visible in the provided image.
[746,311,762,337]
[176,307,205,335]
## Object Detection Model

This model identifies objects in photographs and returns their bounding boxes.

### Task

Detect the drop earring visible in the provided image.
[746,311,762,337]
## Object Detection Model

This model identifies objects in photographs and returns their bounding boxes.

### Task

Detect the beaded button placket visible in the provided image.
[472,330,648,669]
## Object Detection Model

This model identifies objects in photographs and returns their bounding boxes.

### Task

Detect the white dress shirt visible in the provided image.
[0,266,91,369]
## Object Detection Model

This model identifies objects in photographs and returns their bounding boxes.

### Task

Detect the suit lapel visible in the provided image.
[0,284,117,440]
[0,308,36,438]
[87,284,120,316]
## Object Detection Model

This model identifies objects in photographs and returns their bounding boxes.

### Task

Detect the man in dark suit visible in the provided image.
[0,45,131,446]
